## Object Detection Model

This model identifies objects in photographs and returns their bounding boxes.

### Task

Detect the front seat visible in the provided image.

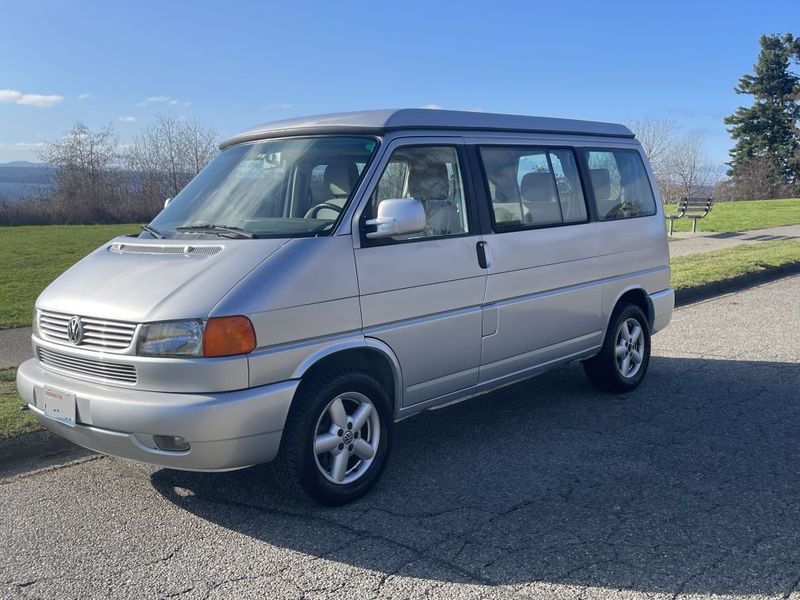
[306,162,358,219]
[407,162,460,236]
[520,172,562,225]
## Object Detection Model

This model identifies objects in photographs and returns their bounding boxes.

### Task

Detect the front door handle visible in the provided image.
[476,241,490,269]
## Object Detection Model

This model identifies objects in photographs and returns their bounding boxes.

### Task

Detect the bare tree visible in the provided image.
[629,118,678,202]
[125,114,218,214]
[3,115,221,225]
[630,118,676,168]
[730,155,785,200]
[630,120,718,202]
[38,121,126,223]
[667,133,713,200]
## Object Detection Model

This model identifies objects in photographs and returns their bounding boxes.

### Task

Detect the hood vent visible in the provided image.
[108,243,222,256]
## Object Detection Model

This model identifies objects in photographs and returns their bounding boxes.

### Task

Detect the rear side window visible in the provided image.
[585,150,656,220]
[479,147,587,231]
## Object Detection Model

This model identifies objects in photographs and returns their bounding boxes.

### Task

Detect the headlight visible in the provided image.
[32,308,40,337]
[137,320,204,357]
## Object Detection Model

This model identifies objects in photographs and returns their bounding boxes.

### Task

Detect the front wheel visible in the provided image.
[582,303,651,393]
[274,369,392,506]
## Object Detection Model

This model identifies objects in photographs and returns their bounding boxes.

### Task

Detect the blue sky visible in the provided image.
[1,0,799,166]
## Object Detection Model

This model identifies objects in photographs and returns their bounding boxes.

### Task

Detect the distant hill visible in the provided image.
[1,160,43,168]
[0,162,53,201]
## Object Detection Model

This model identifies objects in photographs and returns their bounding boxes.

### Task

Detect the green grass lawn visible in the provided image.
[0,368,41,440]
[665,198,800,233]
[0,224,136,329]
[670,239,800,289]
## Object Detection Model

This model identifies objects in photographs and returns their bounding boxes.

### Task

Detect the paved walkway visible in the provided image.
[669,223,800,258]
[0,327,31,370]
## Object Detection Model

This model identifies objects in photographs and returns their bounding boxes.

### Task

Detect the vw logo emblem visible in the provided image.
[67,316,83,345]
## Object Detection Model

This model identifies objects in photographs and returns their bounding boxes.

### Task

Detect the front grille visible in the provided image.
[38,310,137,351]
[37,347,138,384]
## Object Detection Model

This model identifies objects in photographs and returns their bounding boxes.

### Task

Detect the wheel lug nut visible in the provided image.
[347,422,353,430]
[348,444,354,452]
[337,429,343,437]
[353,431,359,439]
[338,443,344,450]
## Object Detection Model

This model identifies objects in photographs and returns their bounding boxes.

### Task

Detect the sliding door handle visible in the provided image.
[476,241,490,269]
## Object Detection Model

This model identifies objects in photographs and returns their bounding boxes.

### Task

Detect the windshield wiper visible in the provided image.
[140,224,164,239]
[175,224,255,239]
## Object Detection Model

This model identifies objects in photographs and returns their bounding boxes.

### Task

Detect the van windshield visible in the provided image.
[145,136,378,239]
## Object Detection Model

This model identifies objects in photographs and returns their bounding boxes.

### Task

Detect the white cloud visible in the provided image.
[421,103,442,110]
[117,116,137,123]
[139,95,191,107]
[0,89,64,108]
[77,93,92,100]
[18,94,64,108]
[14,142,48,150]
[262,102,293,110]
[0,90,21,102]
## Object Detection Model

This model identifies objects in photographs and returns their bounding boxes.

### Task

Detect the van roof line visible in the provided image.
[220,108,635,149]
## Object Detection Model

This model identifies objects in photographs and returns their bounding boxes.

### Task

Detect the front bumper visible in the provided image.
[16,359,299,471]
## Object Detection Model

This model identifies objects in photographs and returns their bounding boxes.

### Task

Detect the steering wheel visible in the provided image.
[305,202,343,219]
[604,201,637,220]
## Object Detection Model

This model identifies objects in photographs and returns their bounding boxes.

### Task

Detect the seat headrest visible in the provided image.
[486,159,520,202]
[408,163,449,201]
[520,172,557,204]
[590,168,611,201]
[324,163,358,197]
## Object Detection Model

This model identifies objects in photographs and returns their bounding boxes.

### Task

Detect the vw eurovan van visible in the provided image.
[17,109,673,504]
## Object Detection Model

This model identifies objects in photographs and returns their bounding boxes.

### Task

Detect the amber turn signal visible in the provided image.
[202,316,257,357]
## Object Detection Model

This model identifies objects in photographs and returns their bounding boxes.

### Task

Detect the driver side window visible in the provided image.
[364,145,470,242]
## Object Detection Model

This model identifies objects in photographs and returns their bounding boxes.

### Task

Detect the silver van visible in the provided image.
[16,109,673,505]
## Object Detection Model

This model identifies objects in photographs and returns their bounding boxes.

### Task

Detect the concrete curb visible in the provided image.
[675,261,800,307]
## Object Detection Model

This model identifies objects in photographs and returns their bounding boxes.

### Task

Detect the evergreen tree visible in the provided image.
[725,34,800,185]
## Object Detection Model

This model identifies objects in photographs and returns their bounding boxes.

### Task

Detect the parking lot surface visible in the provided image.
[2,276,800,600]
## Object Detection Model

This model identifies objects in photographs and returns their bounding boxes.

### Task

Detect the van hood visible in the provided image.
[36,236,291,323]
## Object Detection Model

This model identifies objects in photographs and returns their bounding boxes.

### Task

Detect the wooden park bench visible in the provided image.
[666,197,713,235]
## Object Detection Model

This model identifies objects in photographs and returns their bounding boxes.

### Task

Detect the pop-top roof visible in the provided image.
[220,108,634,148]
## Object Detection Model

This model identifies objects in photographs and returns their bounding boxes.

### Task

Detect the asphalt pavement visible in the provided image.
[2,276,800,599]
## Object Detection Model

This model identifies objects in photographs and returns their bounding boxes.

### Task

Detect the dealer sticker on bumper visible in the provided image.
[42,385,76,427]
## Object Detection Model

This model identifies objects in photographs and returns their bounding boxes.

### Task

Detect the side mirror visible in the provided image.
[365,198,426,239]
[164,197,173,209]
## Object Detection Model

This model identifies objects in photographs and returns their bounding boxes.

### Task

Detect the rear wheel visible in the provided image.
[582,303,651,393]
[274,369,392,506]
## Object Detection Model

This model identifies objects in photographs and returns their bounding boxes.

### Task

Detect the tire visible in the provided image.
[582,303,651,393]
[273,368,392,506]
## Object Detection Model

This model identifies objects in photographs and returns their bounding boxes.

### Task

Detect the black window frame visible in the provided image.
[581,147,658,222]
[475,144,592,234]
[359,143,479,247]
